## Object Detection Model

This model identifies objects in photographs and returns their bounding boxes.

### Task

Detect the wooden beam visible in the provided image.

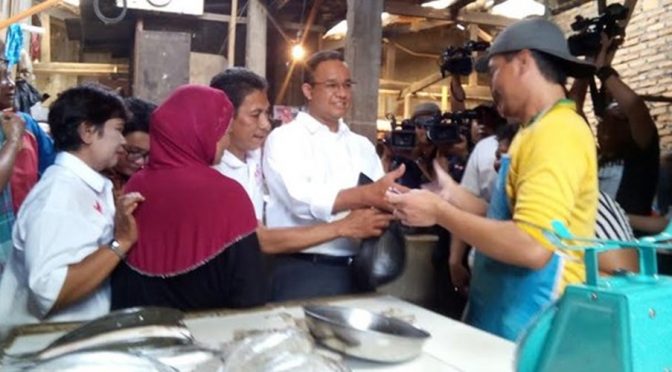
[384,0,515,28]
[0,0,62,30]
[345,0,384,142]
[227,0,239,66]
[477,26,493,42]
[468,24,478,87]
[245,0,267,77]
[399,72,445,98]
[398,71,492,100]
[198,12,247,24]
[39,13,50,63]
[33,62,129,76]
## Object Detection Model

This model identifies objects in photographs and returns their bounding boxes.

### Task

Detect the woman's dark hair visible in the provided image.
[48,84,128,152]
[123,97,156,135]
[210,67,268,113]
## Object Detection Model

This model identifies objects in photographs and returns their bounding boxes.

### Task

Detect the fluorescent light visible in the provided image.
[63,0,80,6]
[456,23,466,30]
[491,0,545,19]
[421,0,458,9]
[323,12,392,40]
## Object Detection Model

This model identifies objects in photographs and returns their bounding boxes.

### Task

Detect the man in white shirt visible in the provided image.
[0,85,144,337]
[262,51,404,301]
[211,67,393,264]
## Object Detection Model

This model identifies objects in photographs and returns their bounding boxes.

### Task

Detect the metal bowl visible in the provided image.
[303,305,430,363]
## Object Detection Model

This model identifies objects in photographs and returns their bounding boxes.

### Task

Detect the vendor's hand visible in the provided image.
[114,192,145,252]
[338,208,393,239]
[386,188,444,227]
[449,261,470,295]
[367,164,407,212]
[1,109,25,144]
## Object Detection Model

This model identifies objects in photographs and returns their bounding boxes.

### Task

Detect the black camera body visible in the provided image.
[440,40,490,77]
[427,110,477,145]
[388,116,417,151]
[567,3,628,56]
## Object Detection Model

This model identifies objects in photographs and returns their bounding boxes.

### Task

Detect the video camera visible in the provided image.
[567,3,628,56]
[387,110,478,151]
[439,40,490,77]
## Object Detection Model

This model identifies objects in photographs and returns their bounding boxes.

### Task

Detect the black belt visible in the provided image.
[288,253,355,267]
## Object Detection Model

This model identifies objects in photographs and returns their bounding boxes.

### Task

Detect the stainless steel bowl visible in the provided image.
[303,305,431,363]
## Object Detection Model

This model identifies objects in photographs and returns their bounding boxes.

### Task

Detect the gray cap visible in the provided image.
[476,17,594,78]
[412,102,441,119]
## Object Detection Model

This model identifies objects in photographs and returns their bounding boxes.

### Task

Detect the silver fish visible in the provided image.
[4,350,175,372]
[2,307,193,363]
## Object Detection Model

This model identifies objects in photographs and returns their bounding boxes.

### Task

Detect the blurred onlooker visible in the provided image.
[570,35,659,223]
[104,97,155,199]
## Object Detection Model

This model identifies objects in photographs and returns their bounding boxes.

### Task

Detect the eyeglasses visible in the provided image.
[122,145,149,162]
[312,80,356,92]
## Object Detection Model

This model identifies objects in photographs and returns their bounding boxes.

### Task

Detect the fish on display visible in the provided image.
[4,350,175,372]
[2,307,193,364]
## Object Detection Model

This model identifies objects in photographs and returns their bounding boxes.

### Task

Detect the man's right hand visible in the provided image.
[113,192,145,252]
[366,164,407,211]
[1,110,25,143]
[337,208,393,239]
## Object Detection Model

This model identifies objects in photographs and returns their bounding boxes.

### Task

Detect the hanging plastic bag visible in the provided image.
[352,173,406,290]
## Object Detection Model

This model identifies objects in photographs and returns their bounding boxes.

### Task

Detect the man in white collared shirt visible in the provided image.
[262,51,404,301]
[211,68,393,274]
[0,85,144,337]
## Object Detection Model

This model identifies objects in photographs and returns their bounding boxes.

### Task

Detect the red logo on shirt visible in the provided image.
[94,201,103,214]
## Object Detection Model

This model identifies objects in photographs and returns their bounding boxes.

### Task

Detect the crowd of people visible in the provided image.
[0,16,668,345]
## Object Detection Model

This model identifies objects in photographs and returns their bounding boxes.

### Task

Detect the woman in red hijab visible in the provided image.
[111,85,266,309]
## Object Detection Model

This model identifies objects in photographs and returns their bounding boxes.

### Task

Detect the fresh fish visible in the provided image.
[4,350,175,372]
[222,328,349,372]
[48,307,186,348]
[2,307,193,363]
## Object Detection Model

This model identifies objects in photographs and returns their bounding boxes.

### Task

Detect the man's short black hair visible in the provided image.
[48,84,128,152]
[210,67,268,113]
[123,97,155,136]
[303,50,345,84]
[503,50,568,86]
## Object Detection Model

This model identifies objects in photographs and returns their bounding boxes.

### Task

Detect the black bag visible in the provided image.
[352,173,406,290]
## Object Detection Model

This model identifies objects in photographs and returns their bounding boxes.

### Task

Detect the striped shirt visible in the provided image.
[595,191,635,241]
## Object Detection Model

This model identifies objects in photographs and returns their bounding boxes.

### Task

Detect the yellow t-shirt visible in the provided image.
[506,99,598,292]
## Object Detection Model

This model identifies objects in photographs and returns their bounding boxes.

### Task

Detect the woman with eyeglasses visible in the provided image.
[104,97,155,199]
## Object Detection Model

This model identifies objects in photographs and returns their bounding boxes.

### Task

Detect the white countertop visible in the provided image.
[3,295,515,371]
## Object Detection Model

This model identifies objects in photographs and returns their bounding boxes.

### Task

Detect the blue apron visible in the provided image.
[465,154,562,341]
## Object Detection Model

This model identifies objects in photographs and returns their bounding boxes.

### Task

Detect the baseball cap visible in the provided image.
[475,17,595,78]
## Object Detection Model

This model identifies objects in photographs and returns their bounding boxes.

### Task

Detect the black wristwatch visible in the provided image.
[595,66,619,83]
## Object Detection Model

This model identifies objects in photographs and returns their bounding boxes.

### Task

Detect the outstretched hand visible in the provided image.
[386,188,445,227]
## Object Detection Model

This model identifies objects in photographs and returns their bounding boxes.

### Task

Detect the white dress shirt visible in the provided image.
[214,149,265,220]
[0,152,115,336]
[460,135,498,202]
[263,112,384,256]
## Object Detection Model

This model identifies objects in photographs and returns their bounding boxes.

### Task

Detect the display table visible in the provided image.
[2,294,515,371]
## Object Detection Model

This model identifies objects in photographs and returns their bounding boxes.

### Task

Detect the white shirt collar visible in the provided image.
[297,111,350,136]
[221,149,261,169]
[55,152,107,193]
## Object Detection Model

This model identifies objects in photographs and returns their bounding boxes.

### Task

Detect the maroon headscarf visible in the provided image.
[125,85,257,276]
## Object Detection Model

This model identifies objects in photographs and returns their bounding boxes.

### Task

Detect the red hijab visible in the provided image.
[125,85,257,276]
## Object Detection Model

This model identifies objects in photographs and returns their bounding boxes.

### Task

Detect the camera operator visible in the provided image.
[569,33,659,226]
